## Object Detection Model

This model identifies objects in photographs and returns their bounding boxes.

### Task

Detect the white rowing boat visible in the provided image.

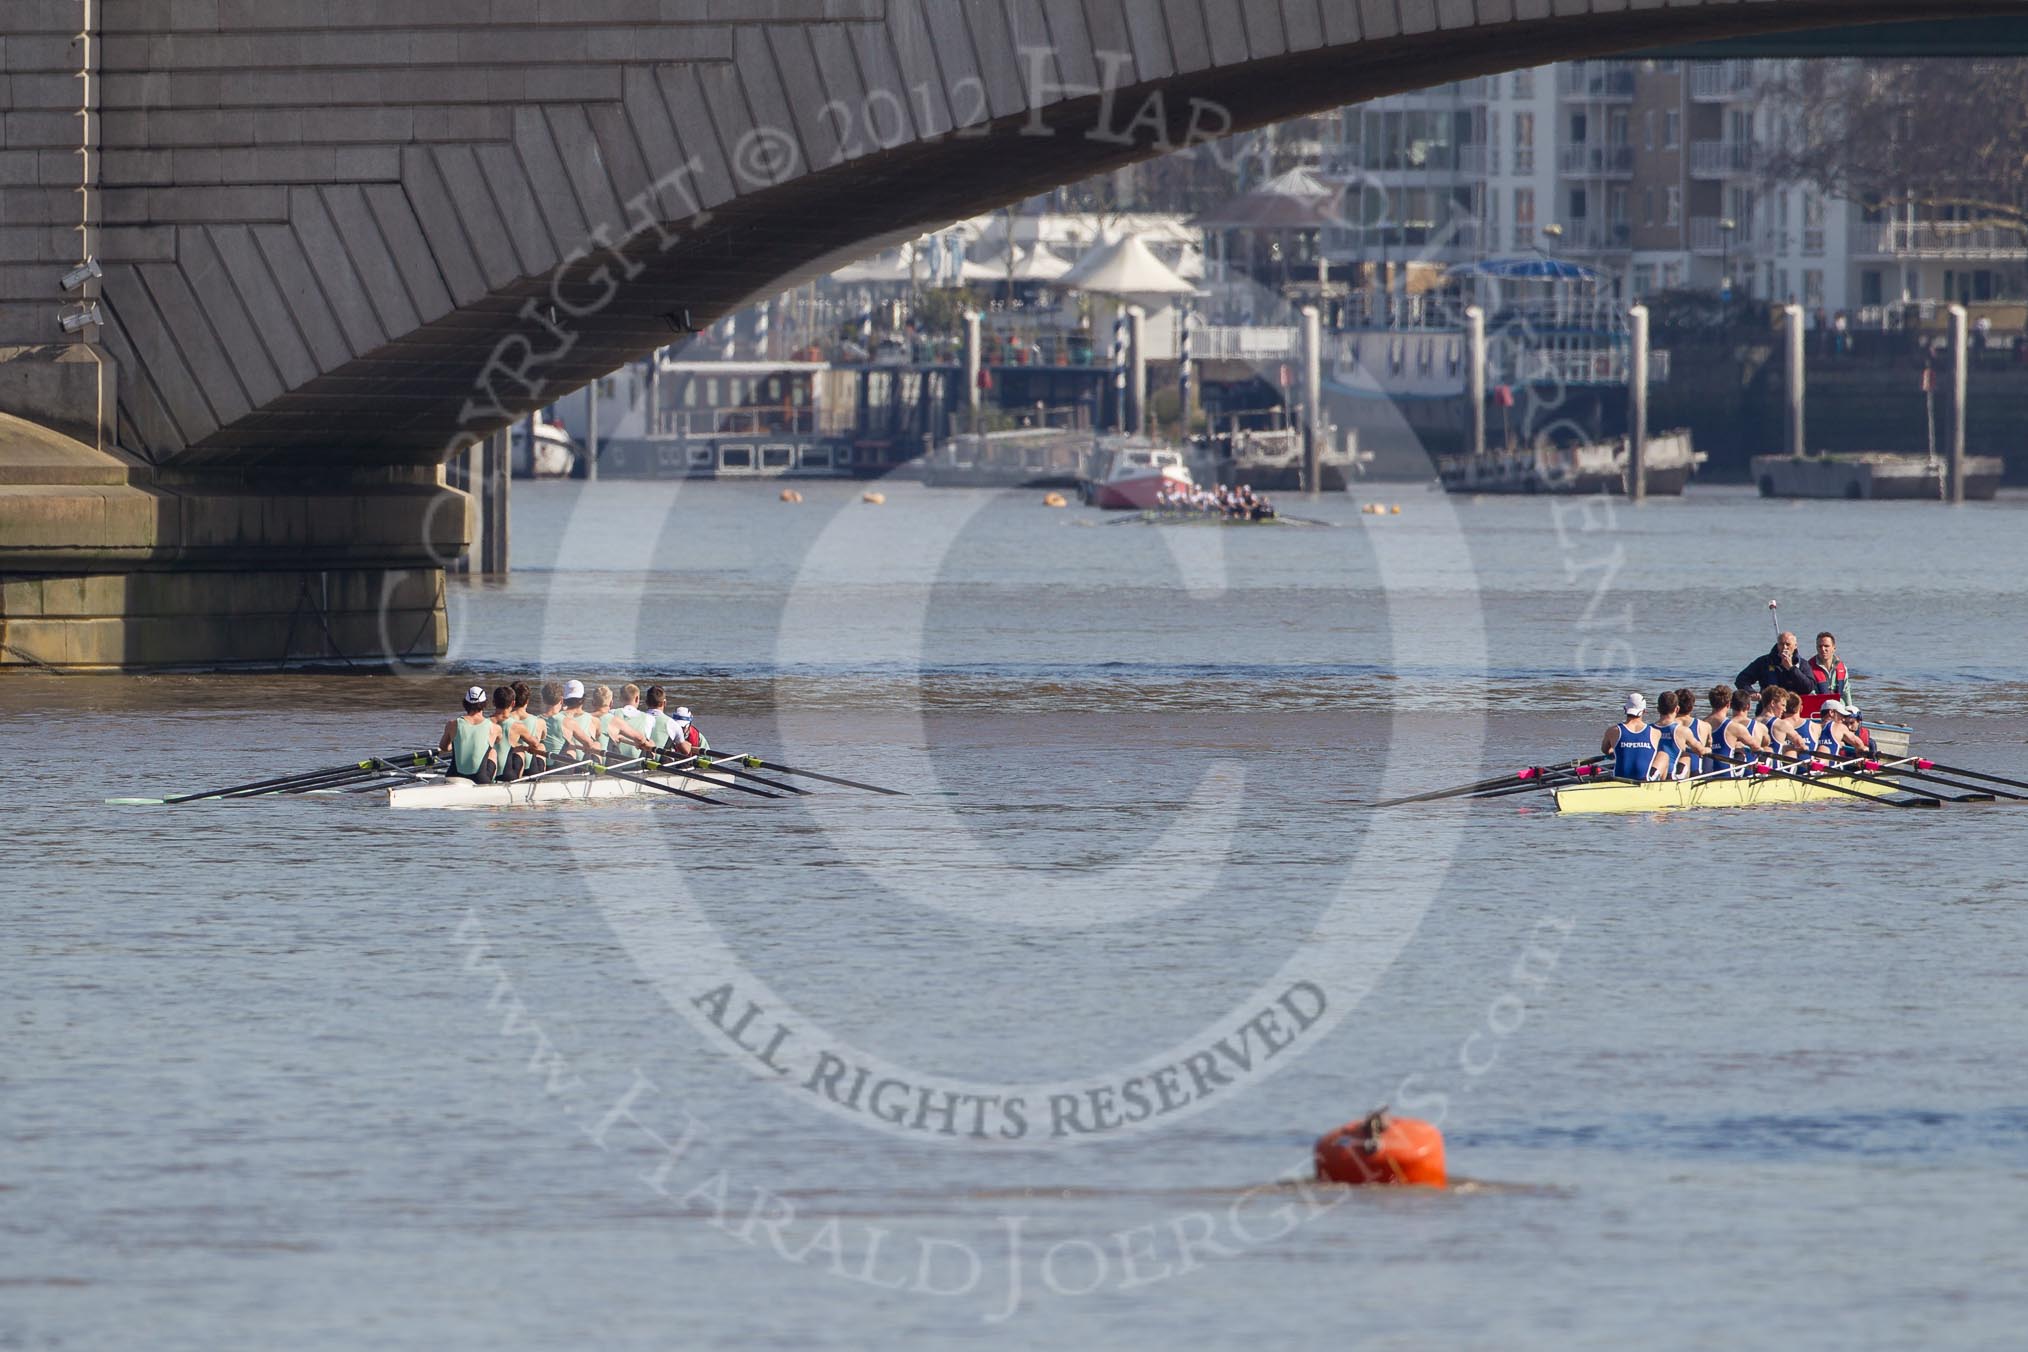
[384,766,736,810]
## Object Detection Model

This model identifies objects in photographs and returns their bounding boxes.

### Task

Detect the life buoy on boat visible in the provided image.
[1315,1109,1446,1188]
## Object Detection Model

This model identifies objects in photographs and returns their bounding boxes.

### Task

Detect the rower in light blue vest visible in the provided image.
[644,685,679,761]
[439,684,501,784]
[1601,692,1663,782]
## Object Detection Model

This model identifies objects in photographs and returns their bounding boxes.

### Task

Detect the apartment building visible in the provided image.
[1323,68,1561,273]
[1322,58,2028,318]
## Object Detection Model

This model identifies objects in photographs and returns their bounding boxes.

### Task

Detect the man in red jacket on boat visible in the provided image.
[1803,632,1850,704]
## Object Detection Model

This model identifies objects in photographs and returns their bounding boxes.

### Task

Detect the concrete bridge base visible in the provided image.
[0,414,460,670]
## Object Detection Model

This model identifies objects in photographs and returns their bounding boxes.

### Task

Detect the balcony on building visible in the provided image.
[1851,222,2028,259]
[1557,144,1635,177]
[1319,219,1486,264]
[1456,143,1495,176]
[1558,62,1635,100]
[1689,61,1755,102]
[1558,221,1634,253]
[1690,216,1747,255]
[1688,139,1756,178]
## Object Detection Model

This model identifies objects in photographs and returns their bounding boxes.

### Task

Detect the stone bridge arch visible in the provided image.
[3,0,2022,665]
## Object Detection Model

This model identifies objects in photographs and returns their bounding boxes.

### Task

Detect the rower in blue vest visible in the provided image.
[1816,700,1872,758]
[1601,692,1664,781]
[1711,687,1764,775]
[1648,690,1683,780]
[1673,686,1714,778]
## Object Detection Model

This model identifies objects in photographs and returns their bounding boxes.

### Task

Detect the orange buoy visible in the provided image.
[779,488,804,503]
[862,491,886,505]
[1314,1108,1446,1188]
[1042,492,1068,508]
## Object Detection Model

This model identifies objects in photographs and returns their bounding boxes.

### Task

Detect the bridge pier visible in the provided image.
[0,416,464,670]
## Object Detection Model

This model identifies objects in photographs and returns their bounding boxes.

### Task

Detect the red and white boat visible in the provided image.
[1087,442,1195,510]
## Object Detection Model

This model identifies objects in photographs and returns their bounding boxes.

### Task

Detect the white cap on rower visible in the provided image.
[1820,699,1854,717]
[562,679,585,700]
[1623,692,1646,716]
[465,685,487,704]
[674,706,693,722]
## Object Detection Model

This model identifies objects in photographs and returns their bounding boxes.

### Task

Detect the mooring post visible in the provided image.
[963,310,982,434]
[1628,303,1650,503]
[1949,303,1968,505]
[1128,305,1148,437]
[1301,304,1323,497]
[1785,303,1805,460]
[585,370,599,482]
[1465,304,1486,460]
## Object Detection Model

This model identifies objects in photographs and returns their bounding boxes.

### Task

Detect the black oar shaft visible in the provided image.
[735,757,905,797]
[1922,761,2028,795]
[1377,757,1606,808]
[165,750,436,804]
[590,763,728,806]
[226,755,440,798]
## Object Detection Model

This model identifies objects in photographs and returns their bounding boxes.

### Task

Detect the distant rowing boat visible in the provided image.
[385,766,735,810]
[1553,772,1903,815]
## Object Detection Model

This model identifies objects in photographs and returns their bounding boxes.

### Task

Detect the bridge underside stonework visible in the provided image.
[2,0,2020,666]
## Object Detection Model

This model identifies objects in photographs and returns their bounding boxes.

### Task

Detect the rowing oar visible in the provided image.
[107,751,443,806]
[1909,759,2028,797]
[1464,763,1613,801]
[597,751,784,799]
[257,754,456,796]
[689,753,808,796]
[1710,753,1944,809]
[1377,757,1608,807]
[1835,758,2001,804]
[586,761,730,806]
[700,753,906,797]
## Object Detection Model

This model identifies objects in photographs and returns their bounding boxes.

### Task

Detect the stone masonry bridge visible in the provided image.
[3,0,2025,665]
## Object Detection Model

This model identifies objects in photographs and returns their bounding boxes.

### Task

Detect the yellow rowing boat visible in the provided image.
[1553,773,1906,815]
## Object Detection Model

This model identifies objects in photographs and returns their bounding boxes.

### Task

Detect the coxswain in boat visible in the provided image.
[441,685,501,784]
[1803,632,1850,704]
[590,685,655,766]
[1734,632,1814,696]
[672,705,708,754]
[1602,692,1665,781]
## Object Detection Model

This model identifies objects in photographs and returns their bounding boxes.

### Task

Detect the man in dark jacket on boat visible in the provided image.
[1735,633,1815,696]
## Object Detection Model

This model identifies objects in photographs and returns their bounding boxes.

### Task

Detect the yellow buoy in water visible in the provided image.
[862,491,886,505]
[1391,505,1402,515]
[1042,492,1068,508]
[779,488,804,503]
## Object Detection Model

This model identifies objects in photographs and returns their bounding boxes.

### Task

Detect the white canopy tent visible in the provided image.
[1059,233,1200,299]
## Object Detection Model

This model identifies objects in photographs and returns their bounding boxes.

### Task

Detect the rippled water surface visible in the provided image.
[6,481,2028,1350]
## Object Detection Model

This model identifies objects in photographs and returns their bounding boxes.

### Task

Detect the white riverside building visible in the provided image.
[1322,58,2028,320]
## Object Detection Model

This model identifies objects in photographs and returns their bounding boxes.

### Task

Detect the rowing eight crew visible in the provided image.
[1602,684,1874,783]
[440,679,710,785]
